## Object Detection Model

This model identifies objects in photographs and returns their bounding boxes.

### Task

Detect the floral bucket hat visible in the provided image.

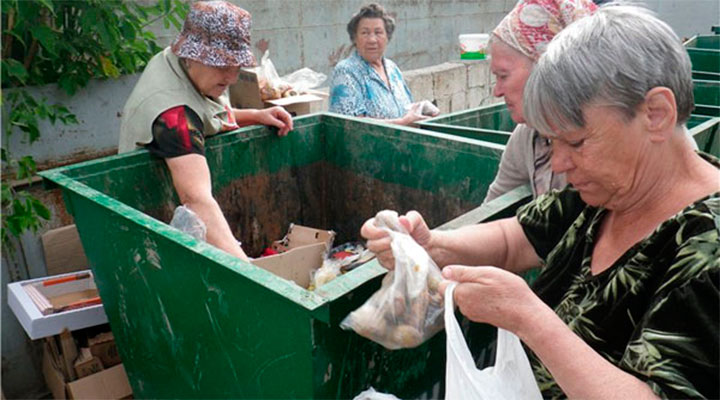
[171,1,255,67]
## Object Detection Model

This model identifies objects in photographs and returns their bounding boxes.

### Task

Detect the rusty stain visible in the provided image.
[215,161,472,257]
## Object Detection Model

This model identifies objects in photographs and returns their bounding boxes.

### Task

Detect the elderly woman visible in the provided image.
[483,0,596,203]
[118,1,293,262]
[362,5,719,399]
[329,3,432,125]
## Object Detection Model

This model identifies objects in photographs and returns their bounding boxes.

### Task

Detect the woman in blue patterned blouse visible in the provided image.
[329,3,433,126]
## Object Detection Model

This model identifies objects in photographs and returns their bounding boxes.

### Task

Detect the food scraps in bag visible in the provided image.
[340,210,444,349]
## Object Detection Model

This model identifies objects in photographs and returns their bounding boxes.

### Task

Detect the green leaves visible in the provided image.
[1,0,190,257]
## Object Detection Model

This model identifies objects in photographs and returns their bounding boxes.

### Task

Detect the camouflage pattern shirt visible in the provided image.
[516,154,719,399]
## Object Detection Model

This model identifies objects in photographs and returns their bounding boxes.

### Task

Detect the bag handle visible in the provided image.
[444,283,482,375]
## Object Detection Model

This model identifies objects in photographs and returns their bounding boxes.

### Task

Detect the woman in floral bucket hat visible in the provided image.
[119,1,293,262]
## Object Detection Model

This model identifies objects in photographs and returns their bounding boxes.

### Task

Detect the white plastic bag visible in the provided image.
[352,387,400,400]
[170,205,206,241]
[406,100,440,117]
[444,283,542,400]
[281,67,327,92]
[340,210,444,350]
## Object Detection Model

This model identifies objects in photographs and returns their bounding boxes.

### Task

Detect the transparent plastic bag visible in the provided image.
[340,210,444,350]
[444,283,542,400]
[255,51,326,100]
[281,67,327,92]
[255,50,291,100]
[353,387,400,400]
[170,205,207,241]
[406,100,440,117]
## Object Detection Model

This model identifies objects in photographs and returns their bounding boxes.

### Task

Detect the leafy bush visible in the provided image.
[1,0,189,255]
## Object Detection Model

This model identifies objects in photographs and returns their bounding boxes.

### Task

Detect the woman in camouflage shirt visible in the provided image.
[362,5,719,399]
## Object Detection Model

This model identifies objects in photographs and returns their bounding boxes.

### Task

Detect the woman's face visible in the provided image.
[355,18,388,64]
[185,59,241,98]
[490,41,533,124]
[548,105,646,209]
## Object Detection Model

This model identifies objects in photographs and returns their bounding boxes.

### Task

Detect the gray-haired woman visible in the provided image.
[362,5,719,399]
[328,3,434,125]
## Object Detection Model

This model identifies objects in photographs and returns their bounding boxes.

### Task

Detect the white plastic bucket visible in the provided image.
[459,33,489,60]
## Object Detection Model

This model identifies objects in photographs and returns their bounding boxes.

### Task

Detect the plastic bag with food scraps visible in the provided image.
[340,210,444,350]
[255,50,326,101]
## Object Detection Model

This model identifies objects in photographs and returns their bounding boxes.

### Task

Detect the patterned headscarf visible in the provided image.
[493,0,597,61]
[171,1,255,67]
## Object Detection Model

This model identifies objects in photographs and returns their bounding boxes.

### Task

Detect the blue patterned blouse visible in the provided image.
[329,50,413,119]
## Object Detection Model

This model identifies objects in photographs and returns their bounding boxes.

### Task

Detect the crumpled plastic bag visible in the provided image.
[406,100,440,117]
[444,282,542,400]
[170,205,206,241]
[255,51,326,101]
[353,387,400,400]
[340,210,444,350]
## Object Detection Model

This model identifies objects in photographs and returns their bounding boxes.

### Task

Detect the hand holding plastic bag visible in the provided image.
[444,282,542,400]
[340,210,444,350]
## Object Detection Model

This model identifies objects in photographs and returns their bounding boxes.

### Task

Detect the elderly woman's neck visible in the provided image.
[608,133,716,219]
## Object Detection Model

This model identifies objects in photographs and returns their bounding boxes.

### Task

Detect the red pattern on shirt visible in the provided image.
[160,107,192,150]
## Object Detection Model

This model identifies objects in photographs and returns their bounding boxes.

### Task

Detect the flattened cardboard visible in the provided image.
[59,329,78,381]
[253,225,335,288]
[42,225,89,275]
[66,364,132,400]
[43,340,68,399]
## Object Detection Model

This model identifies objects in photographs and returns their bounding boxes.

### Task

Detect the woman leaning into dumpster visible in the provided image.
[328,3,437,126]
[362,5,719,399]
[118,1,293,262]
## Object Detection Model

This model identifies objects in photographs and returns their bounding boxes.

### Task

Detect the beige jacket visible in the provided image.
[118,47,234,153]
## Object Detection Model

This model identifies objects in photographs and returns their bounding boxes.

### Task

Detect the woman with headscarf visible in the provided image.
[118,1,293,262]
[362,4,719,399]
[483,0,597,203]
[328,3,436,125]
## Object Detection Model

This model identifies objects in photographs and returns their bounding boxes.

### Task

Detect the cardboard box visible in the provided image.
[89,332,121,368]
[43,338,132,400]
[7,270,108,340]
[67,364,132,400]
[253,224,335,288]
[74,348,104,379]
[41,224,89,275]
[230,68,324,116]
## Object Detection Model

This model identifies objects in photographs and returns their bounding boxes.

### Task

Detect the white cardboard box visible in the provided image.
[8,270,108,340]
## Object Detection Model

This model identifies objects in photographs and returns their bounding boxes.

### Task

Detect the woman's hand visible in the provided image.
[438,265,544,335]
[399,103,430,126]
[360,210,434,269]
[254,106,293,136]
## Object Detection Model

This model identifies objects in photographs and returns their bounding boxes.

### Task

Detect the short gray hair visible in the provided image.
[347,3,396,43]
[523,4,694,136]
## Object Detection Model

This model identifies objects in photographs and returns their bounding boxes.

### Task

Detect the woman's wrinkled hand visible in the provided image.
[360,210,433,269]
[438,265,542,335]
[256,106,293,136]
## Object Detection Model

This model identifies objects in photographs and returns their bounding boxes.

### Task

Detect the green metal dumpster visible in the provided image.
[39,113,521,399]
[684,35,720,81]
[693,79,720,117]
[689,114,720,157]
[417,103,515,145]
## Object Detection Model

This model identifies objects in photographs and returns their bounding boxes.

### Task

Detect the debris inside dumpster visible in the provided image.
[340,210,444,350]
[308,242,373,290]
